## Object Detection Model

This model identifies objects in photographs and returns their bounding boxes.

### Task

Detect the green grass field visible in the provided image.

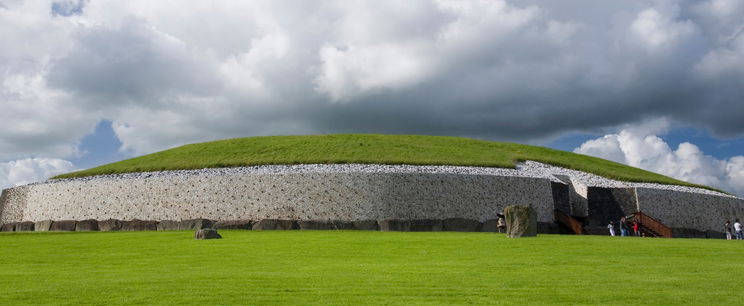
[53,134,715,191]
[1,231,742,305]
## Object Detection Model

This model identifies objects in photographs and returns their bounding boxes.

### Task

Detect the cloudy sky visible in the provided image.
[1,0,743,195]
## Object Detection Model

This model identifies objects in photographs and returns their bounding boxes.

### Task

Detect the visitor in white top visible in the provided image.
[735,219,743,240]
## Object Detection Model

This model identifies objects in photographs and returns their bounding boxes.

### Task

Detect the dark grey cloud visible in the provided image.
[2,0,744,158]
[51,0,85,17]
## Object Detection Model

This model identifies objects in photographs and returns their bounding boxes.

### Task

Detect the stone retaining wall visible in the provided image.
[635,187,744,231]
[0,172,556,225]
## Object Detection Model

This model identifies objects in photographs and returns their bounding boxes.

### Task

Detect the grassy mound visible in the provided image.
[54,134,707,189]
[0,231,742,304]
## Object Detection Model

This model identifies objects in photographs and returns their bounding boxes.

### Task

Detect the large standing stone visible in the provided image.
[194,229,222,240]
[75,219,100,231]
[98,219,122,231]
[353,220,379,231]
[50,220,77,231]
[14,221,35,232]
[252,219,299,230]
[35,220,53,232]
[377,219,411,231]
[504,205,538,238]
[214,220,252,230]
[443,218,481,232]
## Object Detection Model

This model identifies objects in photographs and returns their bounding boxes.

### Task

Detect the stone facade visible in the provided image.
[0,172,555,225]
[635,187,744,232]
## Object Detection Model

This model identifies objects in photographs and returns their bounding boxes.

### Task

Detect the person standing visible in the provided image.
[725,220,733,240]
[496,216,506,233]
[633,220,640,237]
[735,219,743,240]
[607,221,615,236]
[619,217,628,236]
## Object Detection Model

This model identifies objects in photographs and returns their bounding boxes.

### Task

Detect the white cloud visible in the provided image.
[0,158,77,190]
[575,122,744,196]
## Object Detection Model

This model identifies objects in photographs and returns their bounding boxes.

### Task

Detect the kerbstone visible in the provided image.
[378,219,411,231]
[252,219,299,230]
[505,205,537,238]
[353,220,379,231]
[35,220,53,231]
[214,220,252,230]
[50,220,76,231]
[410,219,443,231]
[75,219,99,231]
[121,219,158,231]
[98,219,122,231]
[443,218,480,232]
[14,221,35,231]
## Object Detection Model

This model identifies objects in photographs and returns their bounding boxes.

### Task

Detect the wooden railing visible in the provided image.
[554,209,583,235]
[632,211,672,238]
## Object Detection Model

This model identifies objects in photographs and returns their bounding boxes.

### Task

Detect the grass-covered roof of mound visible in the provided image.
[53,134,717,191]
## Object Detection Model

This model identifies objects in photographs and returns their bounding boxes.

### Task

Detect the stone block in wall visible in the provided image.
[121,219,158,231]
[378,219,411,231]
[252,219,299,230]
[505,205,537,238]
[706,230,725,239]
[179,219,215,230]
[299,220,334,230]
[443,218,481,232]
[1,223,16,232]
[157,220,181,231]
[214,220,252,230]
[410,219,443,231]
[50,220,76,231]
[99,219,122,231]
[481,219,498,232]
[353,220,379,231]
[537,222,559,234]
[14,221,35,232]
[551,181,571,215]
[672,228,706,239]
[75,219,99,231]
[35,220,53,232]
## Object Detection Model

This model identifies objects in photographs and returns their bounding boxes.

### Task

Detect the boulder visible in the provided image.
[75,219,99,231]
[35,220,53,232]
[214,220,252,230]
[50,220,77,231]
[194,229,222,240]
[377,219,410,231]
[481,219,498,232]
[14,221,35,232]
[353,220,379,231]
[1,223,16,232]
[443,218,481,232]
[179,219,215,230]
[98,219,122,231]
[157,220,181,231]
[504,205,538,238]
[120,219,158,231]
[410,219,443,231]
[252,219,299,230]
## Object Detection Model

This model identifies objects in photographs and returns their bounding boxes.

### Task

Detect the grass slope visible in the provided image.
[1,231,743,304]
[55,134,708,190]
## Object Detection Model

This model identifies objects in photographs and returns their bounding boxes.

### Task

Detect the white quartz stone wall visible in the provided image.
[635,187,744,231]
[0,172,556,224]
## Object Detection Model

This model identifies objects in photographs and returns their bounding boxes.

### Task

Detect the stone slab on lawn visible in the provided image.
[194,229,222,239]
[505,205,538,238]
[353,220,379,231]
[443,218,481,232]
[410,219,443,231]
[14,221,35,232]
[252,219,299,230]
[50,220,77,231]
[35,220,53,232]
[121,219,158,231]
[378,219,411,231]
[214,220,252,230]
[75,219,99,231]
[98,219,122,231]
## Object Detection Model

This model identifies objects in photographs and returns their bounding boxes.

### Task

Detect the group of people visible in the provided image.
[724,219,743,240]
[606,216,641,237]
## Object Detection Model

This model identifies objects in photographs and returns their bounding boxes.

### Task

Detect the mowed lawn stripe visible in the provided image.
[0,231,743,304]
